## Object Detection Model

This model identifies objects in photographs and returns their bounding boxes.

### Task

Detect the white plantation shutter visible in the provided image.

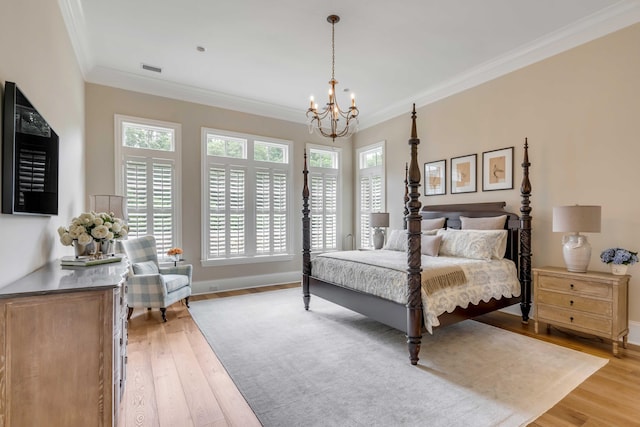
[116,115,182,258]
[307,145,340,252]
[124,156,177,255]
[202,128,292,265]
[357,142,385,249]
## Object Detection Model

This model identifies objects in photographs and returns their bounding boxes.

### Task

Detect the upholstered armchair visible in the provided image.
[120,236,192,322]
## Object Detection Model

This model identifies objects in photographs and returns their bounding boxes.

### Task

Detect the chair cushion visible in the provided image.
[132,260,159,274]
[163,274,190,293]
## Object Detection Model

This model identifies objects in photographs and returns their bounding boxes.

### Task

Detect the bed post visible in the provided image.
[519,139,532,322]
[406,104,423,365]
[302,149,311,310]
[403,163,409,230]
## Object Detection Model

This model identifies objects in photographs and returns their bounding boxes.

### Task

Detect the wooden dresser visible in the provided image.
[0,258,129,426]
[533,266,629,355]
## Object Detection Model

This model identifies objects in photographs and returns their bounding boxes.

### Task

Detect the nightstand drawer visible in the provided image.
[538,305,611,334]
[538,275,612,299]
[536,289,612,316]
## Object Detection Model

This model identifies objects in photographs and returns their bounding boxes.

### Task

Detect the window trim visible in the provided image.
[201,127,294,267]
[114,114,183,255]
[356,141,386,249]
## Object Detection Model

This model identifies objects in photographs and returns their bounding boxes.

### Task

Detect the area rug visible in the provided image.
[189,288,607,427]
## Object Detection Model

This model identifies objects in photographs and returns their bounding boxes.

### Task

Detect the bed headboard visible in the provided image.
[420,202,520,265]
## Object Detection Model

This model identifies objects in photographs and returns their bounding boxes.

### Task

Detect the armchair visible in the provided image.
[120,236,192,322]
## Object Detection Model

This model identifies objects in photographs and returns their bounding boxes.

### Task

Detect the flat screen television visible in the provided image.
[2,81,59,215]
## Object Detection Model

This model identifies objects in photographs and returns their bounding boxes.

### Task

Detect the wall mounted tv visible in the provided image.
[2,81,59,215]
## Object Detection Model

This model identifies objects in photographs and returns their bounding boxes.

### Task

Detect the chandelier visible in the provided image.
[307,15,359,141]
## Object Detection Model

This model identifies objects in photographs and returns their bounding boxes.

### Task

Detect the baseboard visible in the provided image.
[499,305,640,346]
[192,271,300,295]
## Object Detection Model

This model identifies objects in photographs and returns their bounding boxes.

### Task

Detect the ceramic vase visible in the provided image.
[610,264,628,275]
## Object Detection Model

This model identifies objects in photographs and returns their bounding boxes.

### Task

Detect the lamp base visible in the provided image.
[373,228,385,250]
[562,233,591,273]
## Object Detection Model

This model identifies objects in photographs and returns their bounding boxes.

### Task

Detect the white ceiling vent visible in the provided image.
[141,63,162,73]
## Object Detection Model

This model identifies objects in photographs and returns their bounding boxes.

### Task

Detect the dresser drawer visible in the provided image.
[538,275,611,299]
[536,289,612,316]
[538,305,612,334]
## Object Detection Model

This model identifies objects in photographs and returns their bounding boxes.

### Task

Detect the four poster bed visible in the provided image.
[301,105,532,365]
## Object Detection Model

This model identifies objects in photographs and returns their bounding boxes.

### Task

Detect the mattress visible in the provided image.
[311,249,520,333]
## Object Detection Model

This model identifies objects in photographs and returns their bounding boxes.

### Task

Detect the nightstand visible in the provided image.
[533,266,629,356]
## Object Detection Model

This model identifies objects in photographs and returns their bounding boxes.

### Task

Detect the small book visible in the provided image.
[61,255,124,267]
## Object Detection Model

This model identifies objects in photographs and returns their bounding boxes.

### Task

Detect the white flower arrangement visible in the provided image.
[58,211,129,247]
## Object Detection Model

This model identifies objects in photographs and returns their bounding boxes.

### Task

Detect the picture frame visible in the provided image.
[424,160,446,196]
[482,147,514,191]
[450,154,477,194]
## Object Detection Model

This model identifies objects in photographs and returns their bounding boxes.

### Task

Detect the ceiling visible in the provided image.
[60,0,640,130]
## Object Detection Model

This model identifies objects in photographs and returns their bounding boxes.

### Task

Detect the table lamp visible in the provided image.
[370,212,389,250]
[552,205,601,273]
[90,195,128,222]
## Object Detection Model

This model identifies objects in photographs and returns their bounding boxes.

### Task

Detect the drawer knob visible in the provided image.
[570,316,574,322]
[570,300,574,306]
[570,283,574,289]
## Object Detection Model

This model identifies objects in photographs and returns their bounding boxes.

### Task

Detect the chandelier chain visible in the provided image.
[331,18,335,80]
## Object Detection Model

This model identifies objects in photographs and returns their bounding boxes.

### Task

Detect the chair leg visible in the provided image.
[160,307,167,322]
[127,307,134,320]
[185,296,190,308]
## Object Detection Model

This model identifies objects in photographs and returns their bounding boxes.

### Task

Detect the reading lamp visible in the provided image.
[370,212,389,250]
[552,205,601,273]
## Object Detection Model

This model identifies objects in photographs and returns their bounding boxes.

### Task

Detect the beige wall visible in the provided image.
[85,84,354,285]
[354,23,640,322]
[0,0,85,286]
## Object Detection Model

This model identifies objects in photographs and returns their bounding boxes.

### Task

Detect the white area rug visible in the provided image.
[189,288,607,427]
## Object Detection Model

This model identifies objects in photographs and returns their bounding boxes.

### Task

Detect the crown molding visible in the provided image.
[58,0,93,78]
[86,66,304,123]
[359,1,640,130]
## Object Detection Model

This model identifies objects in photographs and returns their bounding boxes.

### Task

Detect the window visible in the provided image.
[357,142,385,249]
[115,115,182,257]
[307,145,340,252]
[202,128,293,265]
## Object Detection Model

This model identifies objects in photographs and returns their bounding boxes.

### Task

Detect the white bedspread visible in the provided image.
[311,249,520,333]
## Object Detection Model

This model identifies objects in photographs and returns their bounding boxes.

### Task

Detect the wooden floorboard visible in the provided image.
[119,284,640,426]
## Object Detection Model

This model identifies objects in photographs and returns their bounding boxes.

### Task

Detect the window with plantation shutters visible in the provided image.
[115,115,182,258]
[202,128,293,266]
[307,145,340,252]
[357,142,385,249]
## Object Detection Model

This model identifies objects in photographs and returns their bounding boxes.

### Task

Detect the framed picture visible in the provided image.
[450,154,477,194]
[482,147,514,191]
[424,160,446,196]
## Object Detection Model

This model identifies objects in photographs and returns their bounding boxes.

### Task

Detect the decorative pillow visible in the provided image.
[383,229,407,251]
[132,260,159,275]
[436,228,507,260]
[421,217,446,232]
[460,215,507,230]
[421,234,442,256]
[422,228,440,236]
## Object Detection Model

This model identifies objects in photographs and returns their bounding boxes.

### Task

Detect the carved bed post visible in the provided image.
[406,104,423,365]
[302,150,311,310]
[403,163,409,230]
[519,139,532,322]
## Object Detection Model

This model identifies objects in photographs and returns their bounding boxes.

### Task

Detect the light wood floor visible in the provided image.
[120,284,640,427]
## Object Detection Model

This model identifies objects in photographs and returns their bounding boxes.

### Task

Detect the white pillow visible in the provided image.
[436,229,507,260]
[383,229,407,251]
[421,234,442,256]
[460,215,507,230]
[421,217,446,232]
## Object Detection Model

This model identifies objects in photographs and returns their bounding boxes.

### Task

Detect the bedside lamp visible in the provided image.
[370,212,389,250]
[552,205,601,273]
[90,194,128,222]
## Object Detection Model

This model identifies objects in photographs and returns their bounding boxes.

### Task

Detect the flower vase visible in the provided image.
[74,240,96,258]
[610,264,628,275]
[99,239,114,256]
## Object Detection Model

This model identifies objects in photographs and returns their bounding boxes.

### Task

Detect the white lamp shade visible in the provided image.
[370,212,389,228]
[90,195,128,221]
[552,205,601,233]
